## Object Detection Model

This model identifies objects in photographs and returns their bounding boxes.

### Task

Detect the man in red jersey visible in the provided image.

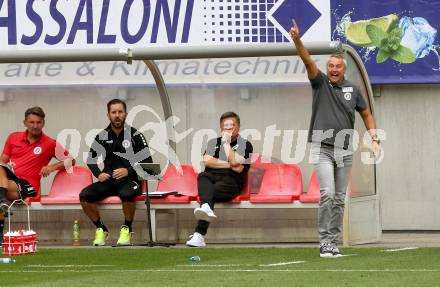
[0,106,75,245]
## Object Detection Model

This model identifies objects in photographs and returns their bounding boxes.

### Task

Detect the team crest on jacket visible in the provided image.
[33,147,42,155]
[122,139,131,148]
[343,87,353,101]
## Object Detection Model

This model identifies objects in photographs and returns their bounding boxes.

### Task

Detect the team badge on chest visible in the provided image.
[33,146,42,155]
[343,87,353,101]
[122,139,131,148]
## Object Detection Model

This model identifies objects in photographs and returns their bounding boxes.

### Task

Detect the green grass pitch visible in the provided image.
[1,247,439,286]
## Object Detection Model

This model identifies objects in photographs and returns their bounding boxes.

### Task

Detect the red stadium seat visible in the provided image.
[250,164,302,203]
[150,164,199,203]
[41,166,93,204]
[50,164,198,205]
[98,196,123,204]
[99,165,199,204]
[228,174,250,203]
[299,172,354,203]
[229,152,263,203]
[299,172,320,203]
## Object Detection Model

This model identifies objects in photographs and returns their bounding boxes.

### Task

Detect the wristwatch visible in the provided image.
[371,135,380,144]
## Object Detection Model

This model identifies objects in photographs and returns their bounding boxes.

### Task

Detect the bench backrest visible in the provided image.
[156,164,198,198]
[41,166,93,204]
[299,171,320,203]
[260,164,303,198]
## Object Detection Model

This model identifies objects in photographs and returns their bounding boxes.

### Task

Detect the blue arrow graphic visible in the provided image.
[272,0,321,36]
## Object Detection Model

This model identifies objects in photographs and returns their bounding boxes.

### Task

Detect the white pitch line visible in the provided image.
[178,261,306,267]
[26,265,114,268]
[3,269,438,273]
[259,261,305,266]
[322,254,357,258]
[177,264,250,267]
[383,247,419,252]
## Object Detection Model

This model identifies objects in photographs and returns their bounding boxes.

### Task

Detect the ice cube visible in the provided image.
[399,16,437,58]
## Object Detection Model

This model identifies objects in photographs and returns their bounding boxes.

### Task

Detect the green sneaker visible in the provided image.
[116,225,132,246]
[93,228,108,246]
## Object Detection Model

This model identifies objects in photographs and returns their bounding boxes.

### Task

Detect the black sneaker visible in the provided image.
[320,243,334,258]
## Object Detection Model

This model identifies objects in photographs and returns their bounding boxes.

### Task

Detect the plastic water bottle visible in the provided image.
[73,220,80,246]
[189,256,201,262]
[0,258,16,263]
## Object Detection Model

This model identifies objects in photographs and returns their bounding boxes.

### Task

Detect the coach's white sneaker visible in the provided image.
[331,244,342,257]
[186,232,206,247]
[194,203,217,222]
[319,243,334,258]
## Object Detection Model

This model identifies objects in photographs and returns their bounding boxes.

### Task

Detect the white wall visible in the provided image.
[374,84,440,230]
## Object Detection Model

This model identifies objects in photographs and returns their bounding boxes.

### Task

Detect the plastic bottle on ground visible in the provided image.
[0,258,16,263]
[189,256,201,262]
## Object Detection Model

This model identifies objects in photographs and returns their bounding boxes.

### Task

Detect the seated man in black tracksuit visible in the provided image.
[79,99,152,246]
[186,111,253,247]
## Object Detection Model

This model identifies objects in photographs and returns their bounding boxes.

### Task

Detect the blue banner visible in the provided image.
[331,0,440,84]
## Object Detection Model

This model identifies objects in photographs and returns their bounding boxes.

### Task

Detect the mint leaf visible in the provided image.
[390,46,416,63]
[388,27,402,39]
[376,49,390,63]
[389,37,401,48]
[366,25,387,47]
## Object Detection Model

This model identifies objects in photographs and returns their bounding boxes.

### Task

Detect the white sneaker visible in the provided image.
[194,203,217,222]
[319,243,334,258]
[186,232,206,247]
[330,244,342,257]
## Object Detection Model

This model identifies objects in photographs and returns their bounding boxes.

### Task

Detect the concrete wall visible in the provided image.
[374,84,440,230]
[7,208,318,245]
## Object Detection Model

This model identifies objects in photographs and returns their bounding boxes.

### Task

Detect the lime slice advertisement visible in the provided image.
[333,1,438,83]
[345,14,399,47]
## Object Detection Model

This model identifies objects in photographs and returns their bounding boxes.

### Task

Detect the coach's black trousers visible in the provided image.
[195,172,241,235]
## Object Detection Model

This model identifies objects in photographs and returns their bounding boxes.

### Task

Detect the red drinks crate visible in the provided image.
[2,199,37,256]
[3,230,37,256]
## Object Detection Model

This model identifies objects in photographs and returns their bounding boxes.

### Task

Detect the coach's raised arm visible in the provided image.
[290,19,381,258]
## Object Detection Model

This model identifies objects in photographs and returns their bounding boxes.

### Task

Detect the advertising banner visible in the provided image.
[0,0,436,84]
